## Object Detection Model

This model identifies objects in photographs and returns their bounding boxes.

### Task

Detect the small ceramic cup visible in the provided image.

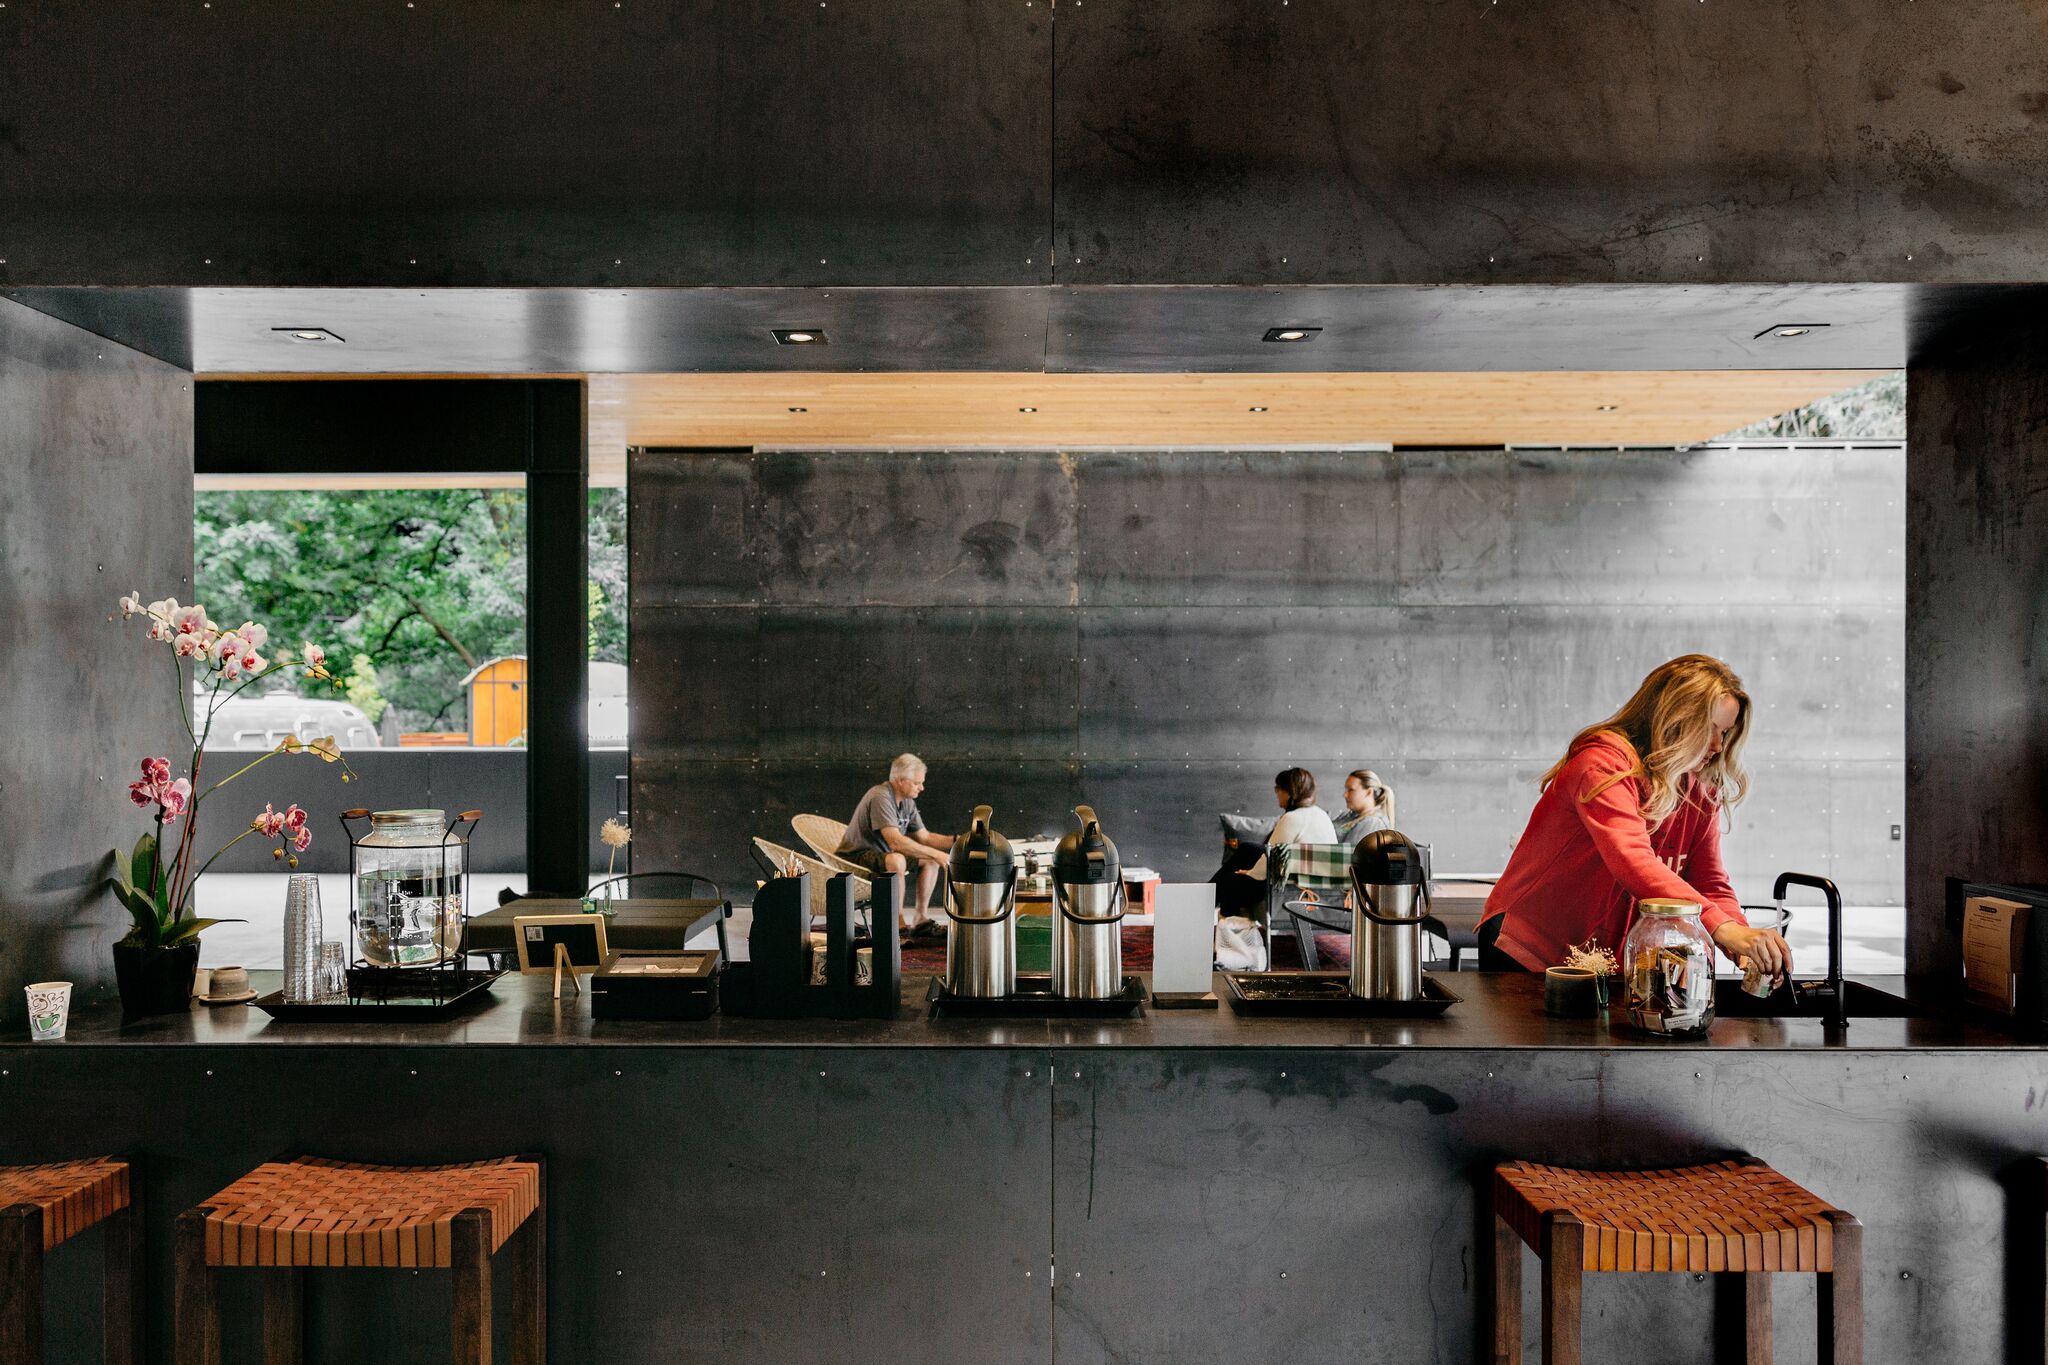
[205,965,252,1000]
[1543,965,1601,1018]
[26,981,72,1041]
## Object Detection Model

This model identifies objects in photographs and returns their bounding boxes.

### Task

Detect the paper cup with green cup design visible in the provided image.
[26,981,72,1041]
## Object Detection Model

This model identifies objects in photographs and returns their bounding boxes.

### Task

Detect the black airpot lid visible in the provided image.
[1350,828,1424,885]
[1052,804,1121,885]
[948,804,1016,884]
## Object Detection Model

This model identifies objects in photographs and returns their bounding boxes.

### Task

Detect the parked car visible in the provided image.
[198,687,383,750]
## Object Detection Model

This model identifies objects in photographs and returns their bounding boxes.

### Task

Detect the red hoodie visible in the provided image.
[1482,735,1747,971]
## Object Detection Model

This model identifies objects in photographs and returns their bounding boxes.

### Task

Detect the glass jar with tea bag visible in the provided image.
[347,809,473,968]
[1621,898,1717,1038]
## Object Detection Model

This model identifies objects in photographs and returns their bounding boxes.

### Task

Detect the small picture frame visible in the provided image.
[514,914,611,998]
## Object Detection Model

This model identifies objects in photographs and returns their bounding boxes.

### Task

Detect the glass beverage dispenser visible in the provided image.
[343,808,480,969]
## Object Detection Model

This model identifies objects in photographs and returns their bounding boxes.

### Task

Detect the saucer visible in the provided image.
[199,990,258,1006]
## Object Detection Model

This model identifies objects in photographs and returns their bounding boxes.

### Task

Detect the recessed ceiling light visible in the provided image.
[787,406,808,413]
[1752,323,1830,340]
[1248,406,1268,413]
[1597,404,1618,412]
[1263,327,1321,343]
[773,328,826,345]
[272,327,344,344]
[1018,406,1037,413]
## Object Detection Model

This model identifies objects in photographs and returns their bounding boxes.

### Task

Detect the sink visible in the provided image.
[1712,978,1916,1019]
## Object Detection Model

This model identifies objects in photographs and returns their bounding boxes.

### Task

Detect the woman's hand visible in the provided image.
[1712,922,1791,981]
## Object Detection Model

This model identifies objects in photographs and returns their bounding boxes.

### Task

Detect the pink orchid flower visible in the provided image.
[302,642,327,671]
[171,604,209,637]
[283,803,309,833]
[174,631,207,659]
[141,757,172,785]
[128,779,157,809]
[118,591,142,618]
[159,778,191,823]
[290,825,312,853]
[255,803,286,837]
[237,621,269,649]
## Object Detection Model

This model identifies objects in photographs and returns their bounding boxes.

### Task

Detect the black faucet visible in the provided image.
[1773,871,1848,1031]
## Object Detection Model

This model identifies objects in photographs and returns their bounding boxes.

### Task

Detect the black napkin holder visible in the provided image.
[722,872,902,1019]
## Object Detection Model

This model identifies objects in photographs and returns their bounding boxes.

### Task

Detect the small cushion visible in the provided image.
[1218,812,1274,844]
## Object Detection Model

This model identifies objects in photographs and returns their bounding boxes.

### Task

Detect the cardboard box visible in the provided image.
[1962,895,2031,1013]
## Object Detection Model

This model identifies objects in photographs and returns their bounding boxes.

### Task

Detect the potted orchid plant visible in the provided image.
[108,592,357,1015]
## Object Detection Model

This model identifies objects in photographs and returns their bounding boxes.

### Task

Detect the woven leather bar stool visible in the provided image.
[0,1157,143,1364]
[1490,1158,1862,1365]
[175,1154,544,1365]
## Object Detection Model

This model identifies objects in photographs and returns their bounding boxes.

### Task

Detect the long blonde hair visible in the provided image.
[1541,654,1751,831]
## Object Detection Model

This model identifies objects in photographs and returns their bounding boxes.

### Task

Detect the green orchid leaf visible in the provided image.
[162,917,242,947]
[108,878,164,948]
[129,833,159,901]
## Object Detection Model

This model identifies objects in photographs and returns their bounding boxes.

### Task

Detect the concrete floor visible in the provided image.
[196,873,1907,977]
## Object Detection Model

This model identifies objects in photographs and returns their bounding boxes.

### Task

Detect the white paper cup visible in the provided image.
[26,981,72,1041]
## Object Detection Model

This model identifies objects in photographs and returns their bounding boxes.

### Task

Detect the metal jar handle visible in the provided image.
[1053,877,1126,925]
[947,874,1019,925]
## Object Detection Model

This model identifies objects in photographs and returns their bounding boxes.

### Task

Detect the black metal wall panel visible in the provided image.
[0,300,191,1025]
[11,1045,1053,1365]
[0,4,1051,289]
[1905,304,2048,990]
[1053,2,2048,286]
[633,447,1906,902]
[1050,1048,2048,1364]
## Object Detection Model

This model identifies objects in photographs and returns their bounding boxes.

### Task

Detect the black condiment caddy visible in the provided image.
[721,872,901,1019]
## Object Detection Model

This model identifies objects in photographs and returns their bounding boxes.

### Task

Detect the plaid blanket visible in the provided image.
[1270,842,1353,890]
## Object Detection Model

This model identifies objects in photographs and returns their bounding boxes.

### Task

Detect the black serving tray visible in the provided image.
[252,969,502,1022]
[1224,971,1460,1017]
[927,974,1146,1019]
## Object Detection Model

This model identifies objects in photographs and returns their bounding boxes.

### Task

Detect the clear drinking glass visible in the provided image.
[318,941,348,1001]
[283,874,323,1003]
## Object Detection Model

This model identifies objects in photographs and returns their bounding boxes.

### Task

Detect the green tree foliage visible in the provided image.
[195,488,627,732]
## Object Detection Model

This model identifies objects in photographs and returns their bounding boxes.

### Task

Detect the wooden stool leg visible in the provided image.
[1818,1211,1863,1365]
[175,1210,221,1365]
[451,1210,493,1365]
[1539,1211,1584,1365]
[1,1204,45,1365]
[1491,1210,1522,1365]
[264,1270,305,1365]
[507,1168,546,1365]
[1715,1271,1772,1365]
[104,1168,145,1365]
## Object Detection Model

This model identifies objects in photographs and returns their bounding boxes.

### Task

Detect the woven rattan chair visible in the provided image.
[791,814,872,878]
[1,1157,142,1363]
[1490,1157,1861,1364]
[752,837,873,920]
[176,1154,545,1365]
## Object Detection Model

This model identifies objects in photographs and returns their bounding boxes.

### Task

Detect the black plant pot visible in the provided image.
[112,941,199,1017]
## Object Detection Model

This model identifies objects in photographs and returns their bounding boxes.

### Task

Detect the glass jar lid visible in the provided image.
[1637,897,1703,917]
[371,808,444,829]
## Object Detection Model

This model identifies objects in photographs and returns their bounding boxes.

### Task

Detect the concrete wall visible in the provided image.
[633,446,1904,905]
[1907,307,2048,988]
[193,749,628,876]
[0,300,192,1023]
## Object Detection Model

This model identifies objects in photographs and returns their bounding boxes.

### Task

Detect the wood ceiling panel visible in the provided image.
[618,370,1884,452]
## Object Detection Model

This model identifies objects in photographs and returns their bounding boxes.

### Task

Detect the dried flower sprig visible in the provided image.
[1562,939,1620,977]
[600,818,632,879]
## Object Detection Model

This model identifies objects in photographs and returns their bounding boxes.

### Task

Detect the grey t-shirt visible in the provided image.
[838,783,925,855]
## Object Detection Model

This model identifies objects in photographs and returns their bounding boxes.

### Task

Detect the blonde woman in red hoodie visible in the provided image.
[1478,654,1792,979]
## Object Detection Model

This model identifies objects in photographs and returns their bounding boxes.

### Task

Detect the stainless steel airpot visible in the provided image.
[1348,829,1430,1001]
[1050,804,1124,999]
[944,805,1018,998]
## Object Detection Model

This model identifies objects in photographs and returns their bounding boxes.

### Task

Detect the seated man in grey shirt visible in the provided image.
[836,753,955,935]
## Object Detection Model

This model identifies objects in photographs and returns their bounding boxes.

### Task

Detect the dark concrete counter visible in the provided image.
[9,971,2048,1363]
[24,969,2037,1052]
